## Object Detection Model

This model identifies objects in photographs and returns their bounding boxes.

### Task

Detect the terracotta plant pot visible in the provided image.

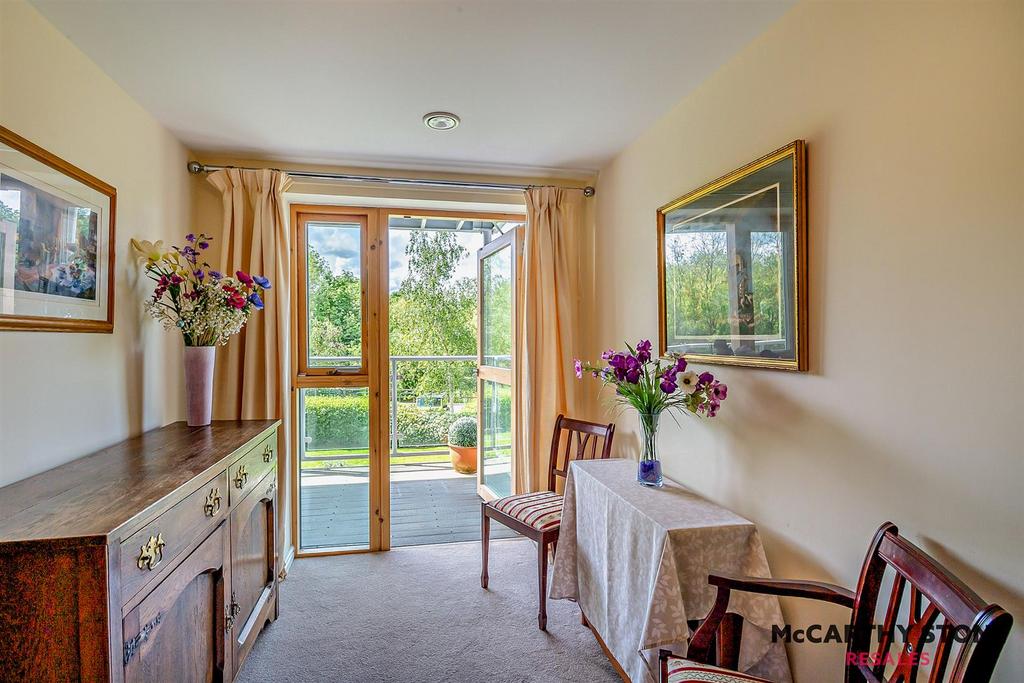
[183,345,216,427]
[449,445,478,474]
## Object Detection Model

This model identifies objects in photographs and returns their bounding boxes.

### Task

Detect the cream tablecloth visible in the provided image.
[549,458,792,683]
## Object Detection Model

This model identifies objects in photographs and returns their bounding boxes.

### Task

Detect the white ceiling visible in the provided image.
[31,0,791,176]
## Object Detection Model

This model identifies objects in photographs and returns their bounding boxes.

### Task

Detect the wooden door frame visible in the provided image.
[290,204,525,555]
[475,226,523,502]
[290,204,387,557]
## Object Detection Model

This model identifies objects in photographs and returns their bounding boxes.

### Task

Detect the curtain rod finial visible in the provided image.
[583,186,596,197]
[187,160,205,174]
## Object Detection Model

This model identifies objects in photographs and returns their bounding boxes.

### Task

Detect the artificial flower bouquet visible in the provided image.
[130,232,271,347]
[574,339,728,486]
[131,232,272,426]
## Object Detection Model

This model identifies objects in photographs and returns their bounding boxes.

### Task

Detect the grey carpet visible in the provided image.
[237,539,620,682]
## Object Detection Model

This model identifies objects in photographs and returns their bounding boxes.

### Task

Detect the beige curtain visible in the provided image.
[207,168,292,420]
[517,187,587,494]
[207,168,292,553]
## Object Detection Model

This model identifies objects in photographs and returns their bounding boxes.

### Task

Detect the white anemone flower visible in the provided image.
[678,371,699,394]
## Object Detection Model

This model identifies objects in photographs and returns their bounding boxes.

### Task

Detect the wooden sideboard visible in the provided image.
[0,420,281,683]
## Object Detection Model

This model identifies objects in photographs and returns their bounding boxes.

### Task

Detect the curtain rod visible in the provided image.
[186,161,595,197]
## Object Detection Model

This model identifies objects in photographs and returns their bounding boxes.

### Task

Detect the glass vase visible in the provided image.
[637,411,664,487]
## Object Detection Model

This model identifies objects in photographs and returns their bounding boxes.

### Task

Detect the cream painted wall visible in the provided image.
[0,0,191,486]
[591,2,1023,681]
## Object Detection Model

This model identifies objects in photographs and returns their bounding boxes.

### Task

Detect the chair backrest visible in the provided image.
[546,414,615,492]
[845,522,1013,683]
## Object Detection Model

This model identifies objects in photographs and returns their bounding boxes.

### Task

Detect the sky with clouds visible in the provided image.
[307,223,487,292]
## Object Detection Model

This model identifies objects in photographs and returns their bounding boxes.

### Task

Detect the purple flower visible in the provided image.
[698,371,715,386]
[194,269,205,280]
[707,399,720,418]
[625,367,641,384]
[253,274,272,289]
[675,357,688,372]
[573,359,584,379]
[636,339,652,363]
[608,353,627,370]
[209,270,222,280]
[601,349,615,361]
[248,292,264,310]
[711,382,728,400]
[198,241,210,250]
[659,378,677,394]
[185,233,195,243]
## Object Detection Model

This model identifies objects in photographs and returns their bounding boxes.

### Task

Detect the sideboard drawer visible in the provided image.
[229,432,277,505]
[119,470,228,604]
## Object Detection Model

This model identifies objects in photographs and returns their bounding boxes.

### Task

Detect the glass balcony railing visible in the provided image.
[300,355,477,469]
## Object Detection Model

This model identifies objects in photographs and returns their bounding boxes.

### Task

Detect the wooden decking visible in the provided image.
[299,469,517,549]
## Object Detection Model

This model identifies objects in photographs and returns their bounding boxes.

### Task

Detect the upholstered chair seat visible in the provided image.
[488,491,563,531]
[664,656,770,683]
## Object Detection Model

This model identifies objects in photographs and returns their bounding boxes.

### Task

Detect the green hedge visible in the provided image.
[304,394,370,450]
[304,393,483,450]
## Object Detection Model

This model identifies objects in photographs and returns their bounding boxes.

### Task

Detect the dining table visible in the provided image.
[548,458,793,683]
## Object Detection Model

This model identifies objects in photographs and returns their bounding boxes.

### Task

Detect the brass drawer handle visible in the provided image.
[262,444,273,463]
[136,533,165,571]
[234,465,248,489]
[203,488,222,517]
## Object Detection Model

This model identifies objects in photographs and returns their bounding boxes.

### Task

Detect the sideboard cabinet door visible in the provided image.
[122,522,231,683]
[229,469,278,673]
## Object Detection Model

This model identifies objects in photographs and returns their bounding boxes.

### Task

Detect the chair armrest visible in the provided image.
[708,571,856,608]
[686,572,855,667]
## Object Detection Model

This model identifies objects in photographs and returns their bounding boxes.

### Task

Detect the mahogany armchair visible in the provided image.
[480,414,615,630]
[659,522,1012,683]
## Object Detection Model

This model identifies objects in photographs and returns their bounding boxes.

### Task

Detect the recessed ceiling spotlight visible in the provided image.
[423,112,460,131]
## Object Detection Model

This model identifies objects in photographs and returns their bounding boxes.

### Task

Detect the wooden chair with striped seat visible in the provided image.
[659,522,1013,683]
[480,414,615,630]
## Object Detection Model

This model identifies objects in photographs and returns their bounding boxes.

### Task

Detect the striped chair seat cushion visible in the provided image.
[665,657,770,683]
[488,491,563,531]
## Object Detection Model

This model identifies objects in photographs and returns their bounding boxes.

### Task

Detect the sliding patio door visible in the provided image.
[292,206,388,555]
[476,228,522,501]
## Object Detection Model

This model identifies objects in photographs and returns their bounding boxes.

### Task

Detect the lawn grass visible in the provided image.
[301,445,446,469]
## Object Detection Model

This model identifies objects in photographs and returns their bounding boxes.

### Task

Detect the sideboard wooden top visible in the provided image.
[0,420,280,545]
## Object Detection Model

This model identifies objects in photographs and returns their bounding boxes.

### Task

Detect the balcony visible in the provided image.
[298,355,515,550]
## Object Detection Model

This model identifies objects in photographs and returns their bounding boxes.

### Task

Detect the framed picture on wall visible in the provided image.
[657,140,807,371]
[0,125,116,332]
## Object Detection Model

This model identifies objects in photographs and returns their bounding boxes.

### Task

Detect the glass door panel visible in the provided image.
[476,228,520,501]
[304,221,364,370]
[297,387,371,551]
[481,243,512,369]
[480,379,512,498]
[293,207,383,556]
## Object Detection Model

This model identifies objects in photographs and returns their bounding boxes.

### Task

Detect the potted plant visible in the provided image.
[448,415,478,474]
